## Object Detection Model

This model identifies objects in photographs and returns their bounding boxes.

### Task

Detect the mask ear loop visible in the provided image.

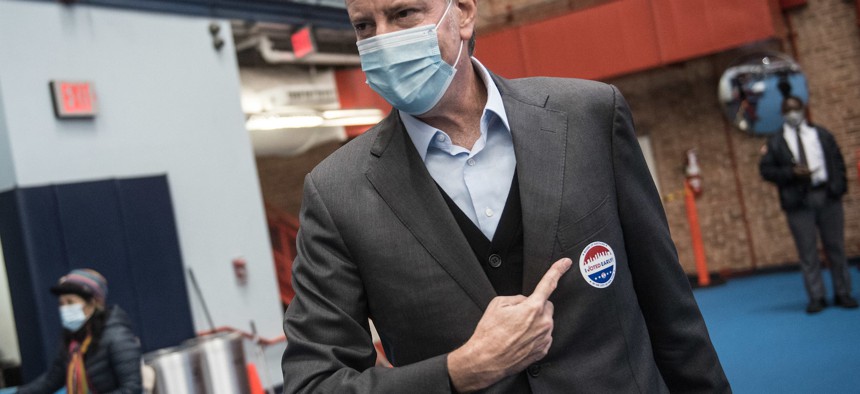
[435,0,465,69]
[437,0,455,26]
[451,39,464,69]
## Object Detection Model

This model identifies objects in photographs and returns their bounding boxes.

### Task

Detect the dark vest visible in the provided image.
[438,173,524,296]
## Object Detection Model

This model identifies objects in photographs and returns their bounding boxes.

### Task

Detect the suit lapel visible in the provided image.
[365,111,497,311]
[493,76,569,296]
[777,130,798,163]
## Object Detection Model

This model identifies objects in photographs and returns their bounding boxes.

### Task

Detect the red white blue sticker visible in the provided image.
[579,241,616,288]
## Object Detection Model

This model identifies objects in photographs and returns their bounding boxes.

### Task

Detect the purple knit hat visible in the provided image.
[50,268,108,304]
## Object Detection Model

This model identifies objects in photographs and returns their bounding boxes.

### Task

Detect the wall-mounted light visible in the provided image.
[321,108,384,126]
[246,113,324,130]
[245,108,384,130]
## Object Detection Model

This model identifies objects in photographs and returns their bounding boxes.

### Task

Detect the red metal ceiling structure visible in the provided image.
[478,0,776,80]
[337,0,778,117]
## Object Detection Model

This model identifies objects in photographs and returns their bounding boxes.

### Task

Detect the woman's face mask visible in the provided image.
[60,302,89,332]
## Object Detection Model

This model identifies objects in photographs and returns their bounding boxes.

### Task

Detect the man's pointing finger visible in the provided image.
[529,258,573,303]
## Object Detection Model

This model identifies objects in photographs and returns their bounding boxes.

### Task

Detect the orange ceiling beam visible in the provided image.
[478,0,776,80]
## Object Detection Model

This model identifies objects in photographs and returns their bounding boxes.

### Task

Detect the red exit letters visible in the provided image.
[50,80,97,118]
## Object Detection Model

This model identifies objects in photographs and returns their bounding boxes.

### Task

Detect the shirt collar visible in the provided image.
[401,57,511,161]
[783,120,814,137]
[473,57,511,132]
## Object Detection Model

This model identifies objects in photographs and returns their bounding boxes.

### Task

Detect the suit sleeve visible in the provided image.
[282,174,451,394]
[609,85,731,393]
[759,136,795,185]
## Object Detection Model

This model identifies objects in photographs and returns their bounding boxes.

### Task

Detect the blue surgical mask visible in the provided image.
[356,0,465,115]
[60,303,88,332]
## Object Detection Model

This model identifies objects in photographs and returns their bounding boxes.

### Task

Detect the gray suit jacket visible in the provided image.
[282,75,730,393]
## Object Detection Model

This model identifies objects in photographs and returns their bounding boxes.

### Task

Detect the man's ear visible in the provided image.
[457,0,477,41]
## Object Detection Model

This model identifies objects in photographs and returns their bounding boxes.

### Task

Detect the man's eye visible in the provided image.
[353,22,367,32]
[395,9,415,19]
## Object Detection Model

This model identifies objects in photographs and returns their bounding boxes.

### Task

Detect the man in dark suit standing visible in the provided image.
[760,96,857,314]
[281,0,730,391]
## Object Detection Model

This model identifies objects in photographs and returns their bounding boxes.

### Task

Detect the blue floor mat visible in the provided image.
[694,269,860,393]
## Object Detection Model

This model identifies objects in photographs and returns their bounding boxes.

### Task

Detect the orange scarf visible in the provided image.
[66,334,93,394]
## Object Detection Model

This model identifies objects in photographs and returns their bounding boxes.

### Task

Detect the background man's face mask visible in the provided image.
[784,110,804,127]
[60,303,89,332]
[356,0,465,115]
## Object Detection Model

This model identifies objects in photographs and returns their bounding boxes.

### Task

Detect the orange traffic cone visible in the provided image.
[247,363,265,394]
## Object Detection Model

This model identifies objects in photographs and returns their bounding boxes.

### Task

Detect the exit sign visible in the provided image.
[50,80,97,118]
[291,26,316,59]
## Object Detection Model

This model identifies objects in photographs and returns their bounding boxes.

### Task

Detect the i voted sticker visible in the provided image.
[579,241,616,288]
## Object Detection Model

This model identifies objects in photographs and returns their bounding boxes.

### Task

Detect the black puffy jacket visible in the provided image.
[18,305,142,394]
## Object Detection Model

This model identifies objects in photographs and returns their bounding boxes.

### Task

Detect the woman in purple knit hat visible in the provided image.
[11,268,141,394]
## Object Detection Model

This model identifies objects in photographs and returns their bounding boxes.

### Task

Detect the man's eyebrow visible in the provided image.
[347,6,368,21]
[381,0,424,16]
[348,0,427,24]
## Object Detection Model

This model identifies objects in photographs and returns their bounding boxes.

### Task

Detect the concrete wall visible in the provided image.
[610,54,784,273]
[789,0,860,255]
[0,0,283,356]
[257,141,342,218]
[608,0,860,273]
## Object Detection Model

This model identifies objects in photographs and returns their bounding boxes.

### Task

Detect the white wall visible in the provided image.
[0,0,283,356]
[0,239,21,365]
[0,80,15,191]
[637,135,661,194]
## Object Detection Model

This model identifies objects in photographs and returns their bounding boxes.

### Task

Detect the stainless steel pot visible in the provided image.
[143,346,202,394]
[184,332,250,394]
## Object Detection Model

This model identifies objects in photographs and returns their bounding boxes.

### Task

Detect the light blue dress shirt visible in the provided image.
[401,58,516,241]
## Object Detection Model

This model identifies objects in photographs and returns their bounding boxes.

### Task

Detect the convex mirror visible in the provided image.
[718,52,808,135]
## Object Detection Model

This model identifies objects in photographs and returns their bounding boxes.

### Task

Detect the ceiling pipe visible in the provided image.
[258,36,361,66]
[36,0,353,30]
[235,36,261,52]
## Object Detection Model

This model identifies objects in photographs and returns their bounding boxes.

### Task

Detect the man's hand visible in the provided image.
[448,258,573,392]
[793,165,811,181]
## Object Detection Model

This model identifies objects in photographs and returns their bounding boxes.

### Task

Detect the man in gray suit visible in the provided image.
[282,0,730,392]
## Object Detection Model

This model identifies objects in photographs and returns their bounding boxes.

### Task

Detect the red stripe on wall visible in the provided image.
[479,0,776,80]
[651,0,775,64]
[334,0,778,133]
[474,28,527,78]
